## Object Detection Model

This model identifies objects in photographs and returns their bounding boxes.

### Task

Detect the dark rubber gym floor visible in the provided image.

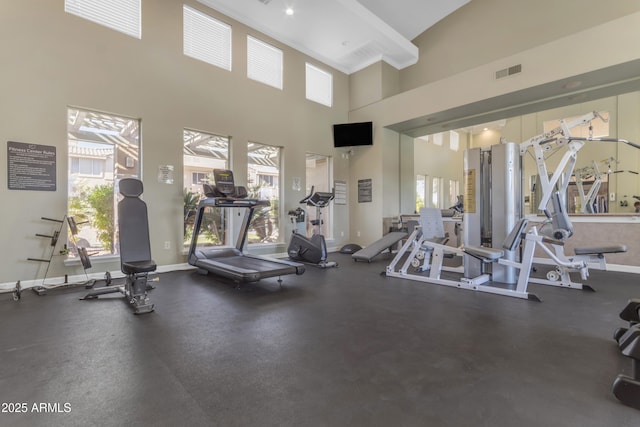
[1,252,639,426]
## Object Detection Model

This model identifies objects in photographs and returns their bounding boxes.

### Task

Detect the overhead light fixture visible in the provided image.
[563,80,582,90]
[285,7,294,15]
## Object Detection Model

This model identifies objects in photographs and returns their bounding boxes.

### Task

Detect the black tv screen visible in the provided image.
[333,121,373,147]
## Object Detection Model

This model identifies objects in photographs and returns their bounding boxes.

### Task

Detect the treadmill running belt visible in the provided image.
[195,255,303,282]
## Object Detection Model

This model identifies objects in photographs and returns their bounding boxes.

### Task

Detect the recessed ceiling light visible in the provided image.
[285,7,294,15]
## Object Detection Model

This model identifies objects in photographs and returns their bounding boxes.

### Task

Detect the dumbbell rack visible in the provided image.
[28,216,96,295]
[612,299,640,410]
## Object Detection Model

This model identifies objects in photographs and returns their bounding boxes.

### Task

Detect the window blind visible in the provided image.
[65,0,141,39]
[247,36,283,90]
[183,5,232,71]
[305,63,332,107]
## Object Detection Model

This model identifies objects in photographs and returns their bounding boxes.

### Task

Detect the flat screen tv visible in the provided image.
[333,121,373,147]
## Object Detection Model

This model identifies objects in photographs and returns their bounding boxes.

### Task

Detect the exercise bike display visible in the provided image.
[287,186,338,268]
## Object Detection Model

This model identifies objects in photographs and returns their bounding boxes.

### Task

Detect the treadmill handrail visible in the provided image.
[299,186,315,204]
[300,187,335,208]
[198,197,270,209]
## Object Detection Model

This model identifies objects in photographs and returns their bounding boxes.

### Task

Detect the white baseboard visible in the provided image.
[0,263,196,291]
[2,255,637,292]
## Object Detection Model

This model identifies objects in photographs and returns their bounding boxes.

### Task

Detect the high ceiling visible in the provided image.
[194,1,640,136]
[196,0,470,74]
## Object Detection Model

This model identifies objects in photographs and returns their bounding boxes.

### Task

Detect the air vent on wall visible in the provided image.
[495,64,522,79]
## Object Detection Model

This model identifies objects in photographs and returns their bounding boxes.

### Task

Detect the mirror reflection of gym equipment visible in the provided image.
[287,186,338,268]
[386,112,634,300]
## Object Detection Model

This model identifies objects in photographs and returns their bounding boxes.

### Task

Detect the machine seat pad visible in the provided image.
[574,245,627,255]
[463,245,503,261]
[122,260,157,274]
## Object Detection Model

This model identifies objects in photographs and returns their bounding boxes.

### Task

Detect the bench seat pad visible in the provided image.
[464,245,503,261]
[574,245,627,255]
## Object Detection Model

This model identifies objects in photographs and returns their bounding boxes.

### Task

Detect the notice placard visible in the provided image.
[158,164,174,184]
[358,178,372,203]
[334,180,347,205]
[7,141,56,191]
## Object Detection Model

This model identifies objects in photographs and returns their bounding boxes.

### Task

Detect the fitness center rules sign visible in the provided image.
[7,141,56,191]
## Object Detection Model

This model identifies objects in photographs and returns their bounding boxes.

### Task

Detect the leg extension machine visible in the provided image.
[386,209,541,301]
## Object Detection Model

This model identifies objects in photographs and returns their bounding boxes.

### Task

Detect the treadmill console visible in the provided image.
[201,169,256,204]
[213,169,236,195]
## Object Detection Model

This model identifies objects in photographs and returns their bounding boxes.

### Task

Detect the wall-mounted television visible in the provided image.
[332,121,373,147]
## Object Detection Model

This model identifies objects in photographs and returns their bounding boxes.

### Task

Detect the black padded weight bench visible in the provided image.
[352,231,408,262]
[81,178,156,314]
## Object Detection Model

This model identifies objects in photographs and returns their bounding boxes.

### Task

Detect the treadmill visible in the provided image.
[188,169,305,283]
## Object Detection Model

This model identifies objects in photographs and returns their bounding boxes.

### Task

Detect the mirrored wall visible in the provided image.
[408,90,640,215]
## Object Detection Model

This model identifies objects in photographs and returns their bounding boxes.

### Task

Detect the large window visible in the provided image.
[306,153,333,238]
[416,174,427,213]
[183,130,229,247]
[247,36,283,90]
[67,108,140,257]
[306,63,333,107]
[449,179,460,209]
[247,142,281,243]
[183,5,232,71]
[65,0,141,39]
[449,131,460,151]
[432,177,443,208]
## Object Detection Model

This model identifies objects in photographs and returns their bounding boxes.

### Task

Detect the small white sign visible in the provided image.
[158,165,174,184]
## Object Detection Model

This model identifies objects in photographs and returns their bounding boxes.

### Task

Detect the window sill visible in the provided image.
[64,254,119,267]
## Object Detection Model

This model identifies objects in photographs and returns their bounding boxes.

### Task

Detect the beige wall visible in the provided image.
[0,1,350,284]
[400,0,640,92]
[349,61,400,111]
[348,9,640,247]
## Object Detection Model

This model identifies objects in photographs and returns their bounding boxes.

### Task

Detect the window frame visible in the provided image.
[65,0,141,39]
[305,63,333,107]
[183,5,232,71]
[247,35,283,90]
[247,142,282,244]
[183,129,230,247]
[305,153,334,239]
[67,107,141,258]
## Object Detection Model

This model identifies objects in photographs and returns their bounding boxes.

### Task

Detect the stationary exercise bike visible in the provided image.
[287,186,338,268]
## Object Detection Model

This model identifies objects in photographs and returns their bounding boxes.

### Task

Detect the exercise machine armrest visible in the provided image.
[542,236,565,246]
